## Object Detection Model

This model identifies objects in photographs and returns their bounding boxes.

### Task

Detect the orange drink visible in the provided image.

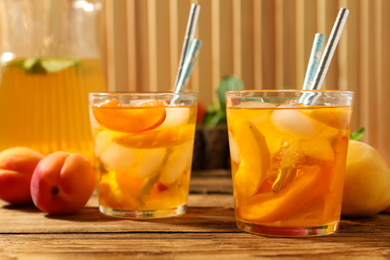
[225,90,354,236]
[0,58,106,160]
[89,93,198,218]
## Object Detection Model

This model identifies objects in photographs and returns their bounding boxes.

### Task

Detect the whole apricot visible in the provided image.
[0,147,44,204]
[31,151,96,214]
[341,140,390,217]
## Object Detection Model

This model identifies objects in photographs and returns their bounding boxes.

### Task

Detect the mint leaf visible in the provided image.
[203,109,226,127]
[217,76,244,109]
[24,58,46,74]
[40,58,81,73]
[7,58,82,74]
[350,128,365,141]
[23,58,38,70]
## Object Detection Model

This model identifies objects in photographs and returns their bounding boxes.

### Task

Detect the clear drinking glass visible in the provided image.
[225,90,354,236]
[0,0,106,160]
[89,92,198,218]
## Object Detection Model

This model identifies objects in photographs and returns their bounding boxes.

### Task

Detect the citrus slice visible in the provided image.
[92,99,166,133]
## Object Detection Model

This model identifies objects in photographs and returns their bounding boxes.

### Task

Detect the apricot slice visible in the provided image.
[238,165,324,223]
[302,106,352,130]
[92,99,166,133]
[113,125,194,149]
[231,118,270,199]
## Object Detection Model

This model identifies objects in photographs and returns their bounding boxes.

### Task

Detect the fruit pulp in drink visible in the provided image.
[90,100,197,212]
[227,103,352,228]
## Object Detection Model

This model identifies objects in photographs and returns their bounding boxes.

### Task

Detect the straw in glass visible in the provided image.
[175,39,203,93]
[299,33,326,104]
[173,4,201,92]
[303,7,349,105]
[302,33,326,90]
[311,8,349,91]
[171,39,203,104]
[137,5,201,203]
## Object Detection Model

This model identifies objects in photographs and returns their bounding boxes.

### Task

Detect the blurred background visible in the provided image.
[100,0,389,163]
[1,0,389,163]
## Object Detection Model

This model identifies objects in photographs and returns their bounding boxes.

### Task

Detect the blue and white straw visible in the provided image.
[173,4,201,91]
[311,8,349,91]
[174,39,203,94]
[301,8,349,105]
[299,33,325,104]
[302,33,326,90]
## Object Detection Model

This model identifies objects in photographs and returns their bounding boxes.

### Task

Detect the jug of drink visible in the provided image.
[0,0,107,160]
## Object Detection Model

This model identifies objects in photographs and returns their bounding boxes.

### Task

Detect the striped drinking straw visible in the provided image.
[301,8,349,105]
[173,4,201,92]
[299,33,326,104]
[172,39,203,104]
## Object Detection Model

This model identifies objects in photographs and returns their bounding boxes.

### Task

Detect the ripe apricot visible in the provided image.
[31,151,96,214]
[0,147,44,204]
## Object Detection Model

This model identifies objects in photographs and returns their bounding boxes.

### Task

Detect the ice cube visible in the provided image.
[160,107,190,127]
[301,137,335,162]
[100,143,137,170]
[159,142,192,184]
[238,101,276,108]
[228,131,240,164]
[94,130,121,157]
[271,109,322,138]
[128,99,157,106]
[280,99,300,107]
[131,148,166,179]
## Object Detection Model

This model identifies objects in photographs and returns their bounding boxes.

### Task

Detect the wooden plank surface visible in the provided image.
[1,170,390,259]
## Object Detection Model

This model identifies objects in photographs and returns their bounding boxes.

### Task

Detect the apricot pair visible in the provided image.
[0,147,95,214]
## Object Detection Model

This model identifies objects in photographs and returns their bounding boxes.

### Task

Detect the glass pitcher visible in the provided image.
[0,0,107,161]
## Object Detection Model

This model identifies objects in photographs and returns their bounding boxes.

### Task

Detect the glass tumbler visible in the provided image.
[225,90,354,236]
[89,92,198,218]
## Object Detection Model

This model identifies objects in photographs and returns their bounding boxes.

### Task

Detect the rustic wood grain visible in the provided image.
[1,170,390,259]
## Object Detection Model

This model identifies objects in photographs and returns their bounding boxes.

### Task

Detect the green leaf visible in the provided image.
[23,58,39,70]
[350,128,365,141]
[7,58,82,74]
[199,76,244,127]
[40,58,81,73]
[202,109,226,127]
[217,76,244,109]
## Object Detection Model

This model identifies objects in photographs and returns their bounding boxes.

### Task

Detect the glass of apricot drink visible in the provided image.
[225,90,354,236]
[89,93,198,218]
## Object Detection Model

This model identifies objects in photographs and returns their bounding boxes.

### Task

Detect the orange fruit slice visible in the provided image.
[231,118,270,200]
[113,125,194,149]
[238,165,324,223]
[302,106,352,130]
[92,99,166,133]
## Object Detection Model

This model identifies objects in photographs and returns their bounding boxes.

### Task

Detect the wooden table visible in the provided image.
[1,170,390,259]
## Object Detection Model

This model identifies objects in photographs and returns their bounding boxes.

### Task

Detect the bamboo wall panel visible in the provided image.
[103,0,390,163]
